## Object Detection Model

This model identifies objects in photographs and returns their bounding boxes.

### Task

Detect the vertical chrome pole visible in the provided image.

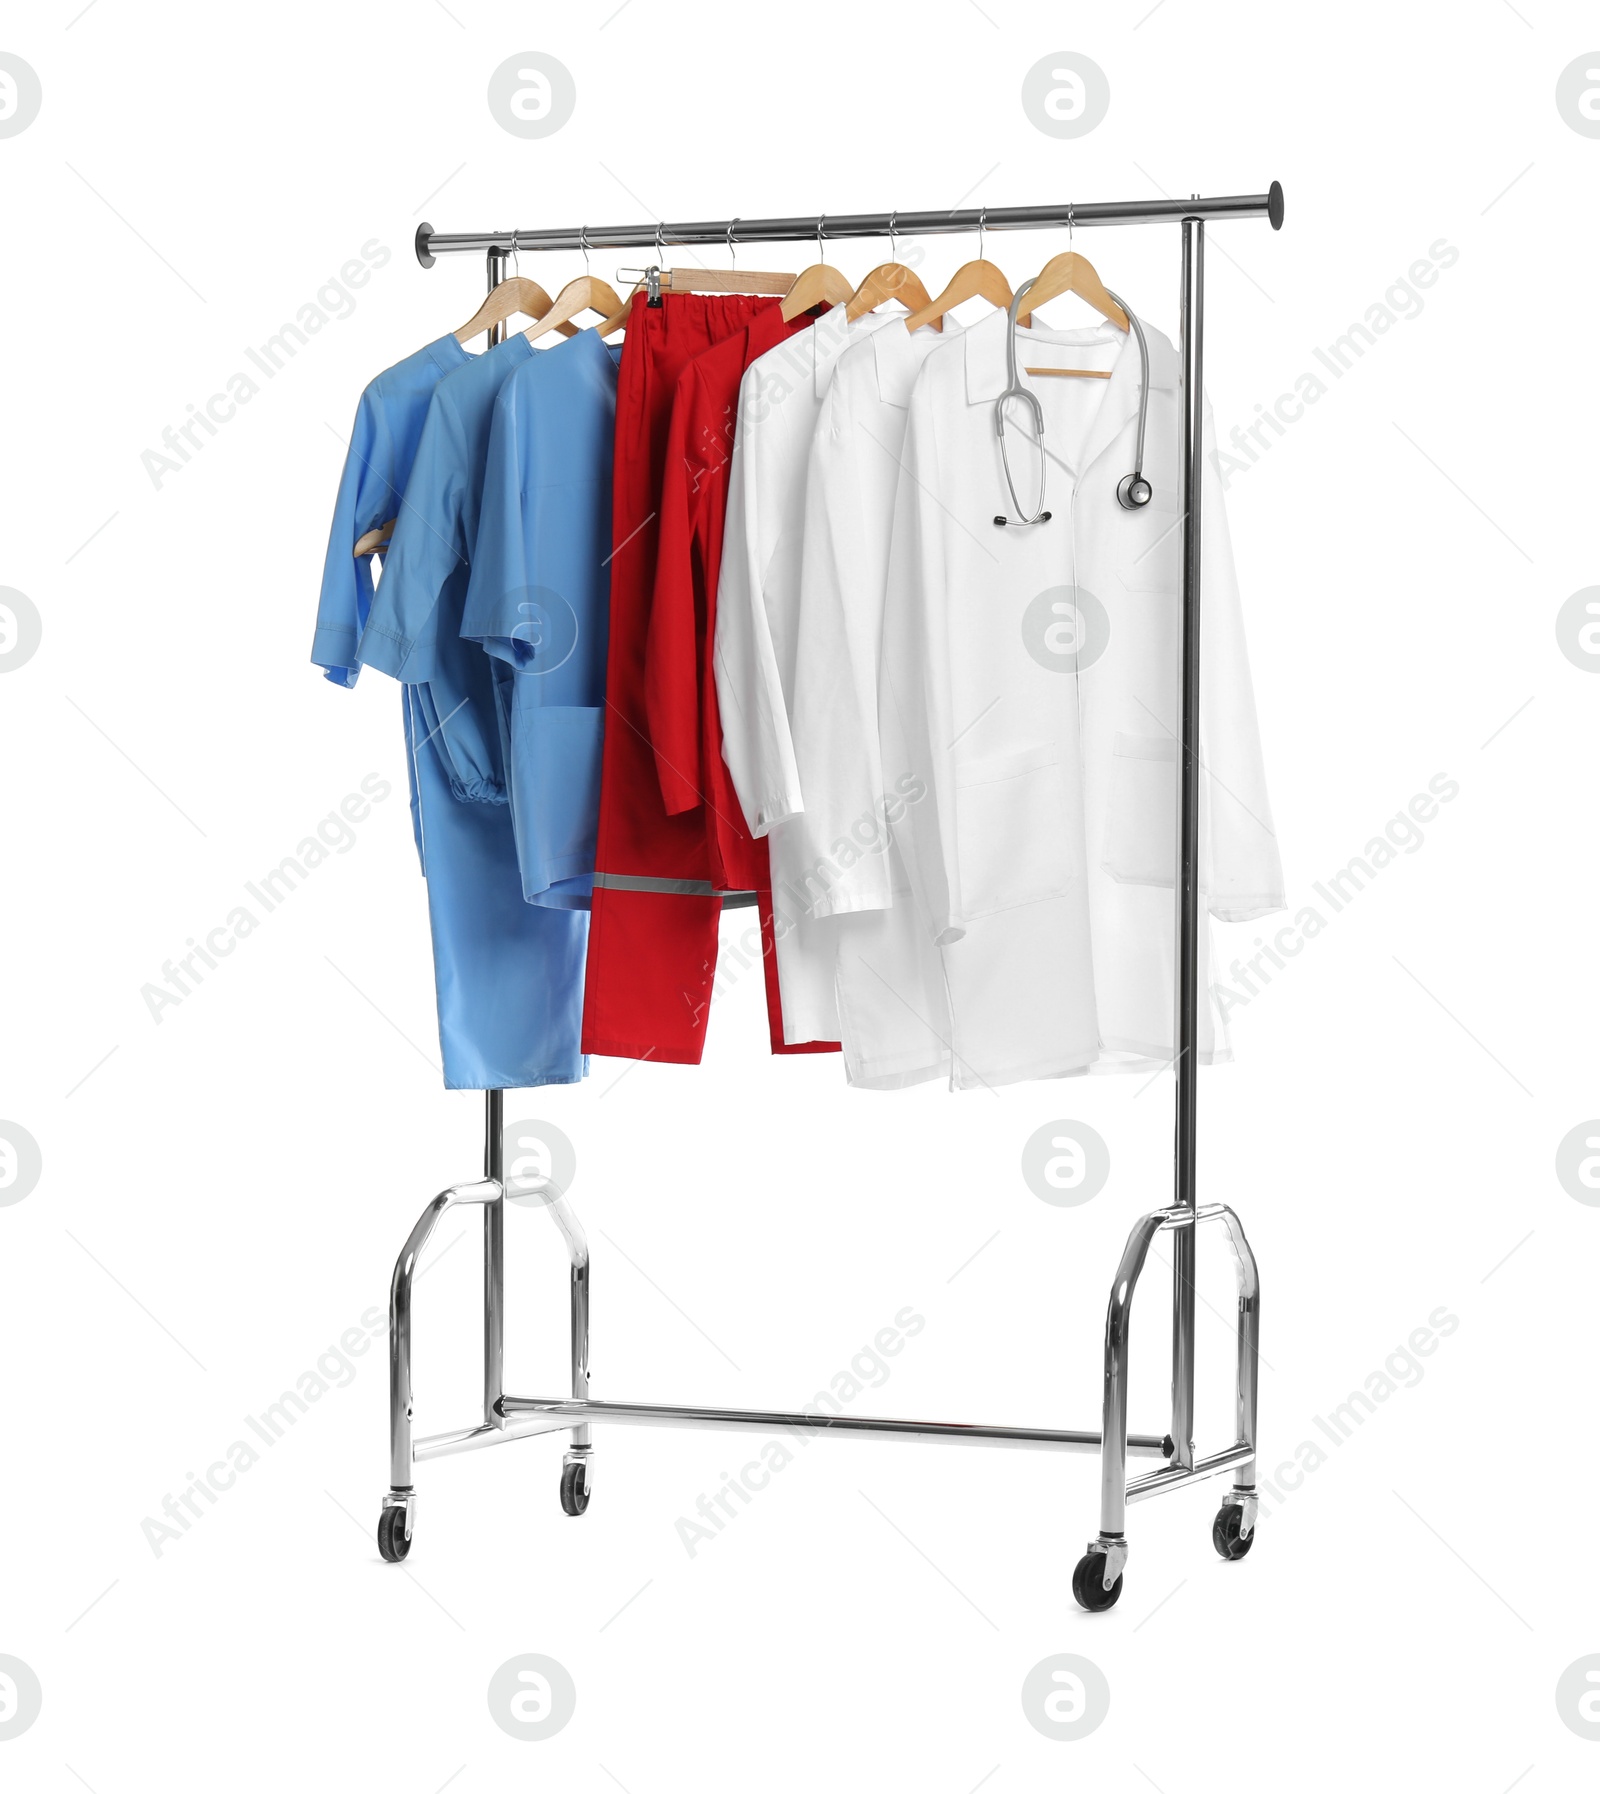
[485,243,510,343]
[1169,213,1205,1474]
[484,1088,505,1425]
[480,247,511,1433]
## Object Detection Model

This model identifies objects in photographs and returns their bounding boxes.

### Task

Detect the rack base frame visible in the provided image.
[377,1099,1261,1612]
[377,187,1281,1610]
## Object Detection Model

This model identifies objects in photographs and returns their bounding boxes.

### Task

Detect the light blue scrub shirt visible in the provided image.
[462,330,623,906]
[315,335,587,1090]
[357,334,533,806]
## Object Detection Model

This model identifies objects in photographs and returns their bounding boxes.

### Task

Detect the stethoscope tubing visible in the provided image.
[994,279,1151,527]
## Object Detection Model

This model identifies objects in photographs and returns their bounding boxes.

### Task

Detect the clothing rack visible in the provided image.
[379,185,1284,1611]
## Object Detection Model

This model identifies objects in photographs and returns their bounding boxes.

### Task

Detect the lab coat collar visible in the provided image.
[796,303,910,396]
[963,306,1179,482]
[870,314,963,408]
[962,306,1179,403]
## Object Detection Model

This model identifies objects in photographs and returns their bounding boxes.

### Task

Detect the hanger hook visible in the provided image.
[507,230,521,282]
[727,216,738,270]
[978,204,987,263]
[1067,201,1074,255]
[579,222,589,276]
[888,208,898,263]
[816,212,825,259]
[655,218,665,261]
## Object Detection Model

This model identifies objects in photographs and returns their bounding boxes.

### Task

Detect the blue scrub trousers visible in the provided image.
[404,687,588,1089]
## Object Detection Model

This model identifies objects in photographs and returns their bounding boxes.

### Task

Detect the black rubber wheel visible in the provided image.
[377,1506,411,1562]
[1211,1503,1254,1561]
[1071,1551,1123,1612]
[560,1459,591,1517]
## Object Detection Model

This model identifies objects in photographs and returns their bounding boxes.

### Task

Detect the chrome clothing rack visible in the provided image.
[379,185,1283,1611]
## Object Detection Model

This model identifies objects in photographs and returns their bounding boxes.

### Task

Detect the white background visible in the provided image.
[2,1,1597,1785]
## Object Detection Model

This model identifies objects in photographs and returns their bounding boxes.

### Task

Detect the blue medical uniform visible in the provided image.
[462,331,622,908]
[315,335,587,1091]
[356,335,534,804]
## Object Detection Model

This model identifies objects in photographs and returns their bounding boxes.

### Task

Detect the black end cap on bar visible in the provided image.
[1267,181,1285,231]
[415,222,436,268]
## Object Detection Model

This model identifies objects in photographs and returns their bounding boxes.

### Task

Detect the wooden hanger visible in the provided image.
[1015,250,1128,331]
[353,274,581,556]
[523,273,628,345]
[780,215,855,320]
[780,262,854,320]
[591,245,801,337]
[845,261,936,325]
[454,275,578,345]
[647,267,796,296]
[900,257,1012,332]
[900,206,1013,334]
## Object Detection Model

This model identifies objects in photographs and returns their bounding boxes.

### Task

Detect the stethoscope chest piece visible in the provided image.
[1116,473,1152,509]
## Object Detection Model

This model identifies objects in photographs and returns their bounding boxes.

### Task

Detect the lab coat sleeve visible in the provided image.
[786,379,894,913]
[356,393,468,684]
[1199,403,1287,920]
[712,361,804,837]
[312,386,397,686]
[879,390,961,943]
[460,387,532,667]
[643,366,710,816]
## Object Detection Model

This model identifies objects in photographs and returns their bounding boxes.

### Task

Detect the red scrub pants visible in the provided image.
[584,292,836,1063]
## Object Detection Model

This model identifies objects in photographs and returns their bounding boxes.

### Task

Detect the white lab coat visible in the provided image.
[786,321,962,1088]
[713,304,902,1045]
[878,309,1285,1087]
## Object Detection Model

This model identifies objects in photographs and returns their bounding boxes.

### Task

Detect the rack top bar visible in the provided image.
[415,183,1283,265]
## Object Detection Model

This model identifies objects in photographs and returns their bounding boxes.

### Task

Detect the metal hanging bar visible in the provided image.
[414,185,1284,264]
[1169,213,1205,1477]
[379,184,1282,1614]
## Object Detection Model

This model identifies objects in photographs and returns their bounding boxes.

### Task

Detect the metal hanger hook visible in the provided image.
[816,212,826,259]
[727,217,738,269]
[507,231,521,281]
[888,208,898,263]
[978,204,986,262]
[655,219,665,261]
[579,223,589,277]
[1067,201,1074,256]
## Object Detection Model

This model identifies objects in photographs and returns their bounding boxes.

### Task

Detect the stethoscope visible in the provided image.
[993,277,1153,527]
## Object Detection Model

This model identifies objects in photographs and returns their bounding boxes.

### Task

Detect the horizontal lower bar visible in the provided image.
[416,186,1283,263]
[414,1412,571,1462]
[499,1395,1172,1456]
[1125,1442,1253,1504]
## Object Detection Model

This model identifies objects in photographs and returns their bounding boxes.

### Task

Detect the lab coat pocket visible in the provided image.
[1116,492,1183,594]
[1102,731,1182,887]
[509,699,605,896]
[955,741,1074,920]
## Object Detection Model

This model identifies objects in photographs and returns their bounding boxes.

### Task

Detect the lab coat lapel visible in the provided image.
[1073,322,1180,487]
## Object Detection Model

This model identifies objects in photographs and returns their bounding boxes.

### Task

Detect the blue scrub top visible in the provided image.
[312,334,470,686]
[313,334,587,1091]
[357,334,535,804]
[463,330,623,907]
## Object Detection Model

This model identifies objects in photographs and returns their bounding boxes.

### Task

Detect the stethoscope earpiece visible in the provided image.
[1116,473,1152,509]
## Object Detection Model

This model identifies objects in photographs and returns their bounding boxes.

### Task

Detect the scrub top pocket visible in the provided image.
[507,695,604,905]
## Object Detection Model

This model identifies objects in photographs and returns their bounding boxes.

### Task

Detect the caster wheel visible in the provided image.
[560,1459,591,1517]
[1071,1552,1123,1613]
[377,1506,411,1563]
[1211,1502,1254,1561]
